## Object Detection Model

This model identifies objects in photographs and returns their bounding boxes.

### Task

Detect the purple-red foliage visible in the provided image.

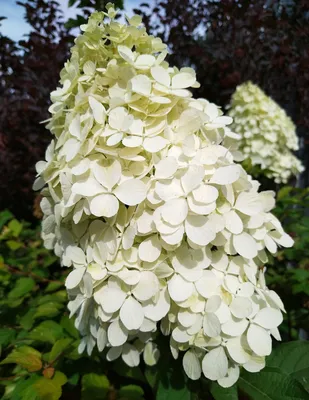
[0,0,73,219]
[137,0,309,184]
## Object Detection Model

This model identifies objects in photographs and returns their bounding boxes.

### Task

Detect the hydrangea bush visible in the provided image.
[34,5,294,388]
[228,82,304,184]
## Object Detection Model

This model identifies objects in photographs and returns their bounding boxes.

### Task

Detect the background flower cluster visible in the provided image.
[228,82,304,184]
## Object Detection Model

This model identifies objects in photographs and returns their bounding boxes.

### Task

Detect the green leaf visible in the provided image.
[239,368,309,400]
[34,301,63,319]
[60,315,79,339]
[6,240,23,250]
[20,308,37,330]
[156,372,190,400]
[28,321,63,344]
[81,373,110,399]
[8,278,35,299]
[33,371,67,400]
[45,282,63,293]
[0,328,16,346]
[49,338,73,363]
[210,382,238,400]
[1,345,42,372]
[8,219,23,237]
[145,366,158,389]
[10,375,40,400]
[267,340,309,392]
[118,384,144,400]
[277,186,293,201]
[0,210,13,230]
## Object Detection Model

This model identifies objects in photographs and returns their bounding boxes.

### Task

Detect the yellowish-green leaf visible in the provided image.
[8,219,23,237]
[1,345,42,372]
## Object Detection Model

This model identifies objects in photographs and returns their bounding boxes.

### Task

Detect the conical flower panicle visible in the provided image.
[35,5,293,387]
[228,81,303,184]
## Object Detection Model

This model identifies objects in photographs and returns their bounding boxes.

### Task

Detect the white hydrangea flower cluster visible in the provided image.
[228,81,304,184]
[34,6,294,387]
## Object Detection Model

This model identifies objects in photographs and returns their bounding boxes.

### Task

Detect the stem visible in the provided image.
[4,264,63,285]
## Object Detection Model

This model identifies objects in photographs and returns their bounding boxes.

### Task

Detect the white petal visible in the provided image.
[243,355,265,372]
[211,251,228,271]
[217,365,240,388]
[161,198,188,225]
[107,133,123,146]
[120,296,144,330]
[222,316,249,336]
[210,165,241,185]
[63,138,80,162]
[97,327,107,352]
[122,226,136,250]
[233,232,258,259]
[130,74,152,96]
[151,66,170,86]
[230,297,253,318]
[89,193,119,217]
[122,344,140,367]
[89,96,106,124]
[234,192,264,216]
[72,178,103,197]
[202,347,228,381]
[172,72,196,89]
[122,135,143,148]
[138,236,161,262]
[226,336,251,364]
[143,136,168,153]
[192,184,218,204]
[181,165,205,194]
[137,211,154,235]
[195,271,220,298]
[93,160,121,190]
[100,287,127,313]
[65,267,86,289]
[183,350,202,380]
[253,308,283,329]
[106,346,122,361]
[108,319,128,346]
[161,225,184,245]
[237,282,254,297]
[114,179,147,206]
[133,271,159,301]
[71,158,90,175]
[203,313,221,337]
[185,215,216,246]
[118,45,134,64]
[118,268,140,286]
[168,274,194,302]
[172,327,191,343]
[155,157,178,179]
[247,324,272,356]
[225,210,243,235]
[143,288,170,321]
[66,246,86,265]
[135,54,156,69]
[143,342,160,366]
